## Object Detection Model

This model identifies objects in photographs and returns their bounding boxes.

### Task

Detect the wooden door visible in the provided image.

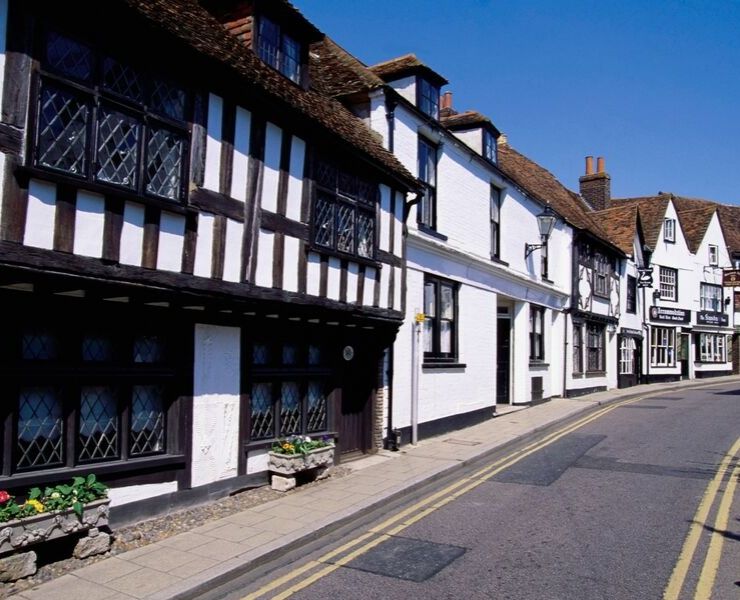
[337,345,374,456]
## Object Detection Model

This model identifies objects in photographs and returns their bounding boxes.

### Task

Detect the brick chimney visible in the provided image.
[439,91,455,118]
[579,155,611,211]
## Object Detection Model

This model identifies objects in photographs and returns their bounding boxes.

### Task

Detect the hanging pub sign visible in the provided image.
[649,306,690,324]
[637,267,654,288]
[696,311,729,326]
[723,269,740,286]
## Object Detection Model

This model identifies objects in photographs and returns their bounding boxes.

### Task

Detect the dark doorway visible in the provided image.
[617,335,641,388]
[496,317,511,404]
[337,344,374,458]
[679,333,690,378]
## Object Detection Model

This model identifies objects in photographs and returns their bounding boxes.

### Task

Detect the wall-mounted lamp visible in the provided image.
[653,289,661,303]
[524,204,558,259]
[724,297,731,308]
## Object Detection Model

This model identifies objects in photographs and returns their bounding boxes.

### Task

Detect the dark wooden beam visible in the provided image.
[53,184,76,253]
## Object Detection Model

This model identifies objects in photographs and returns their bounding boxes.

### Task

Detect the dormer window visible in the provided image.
[664,218,676,242]
[483,131,497,163]
[417,78,439,119]
[257,15,301,84]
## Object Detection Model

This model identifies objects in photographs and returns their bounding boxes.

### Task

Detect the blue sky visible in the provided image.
[297,0,740,205]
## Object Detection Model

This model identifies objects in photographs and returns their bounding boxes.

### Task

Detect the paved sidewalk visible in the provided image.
[10,376,739,600]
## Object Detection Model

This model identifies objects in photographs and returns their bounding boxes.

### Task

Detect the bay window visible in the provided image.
[696,333,726,363]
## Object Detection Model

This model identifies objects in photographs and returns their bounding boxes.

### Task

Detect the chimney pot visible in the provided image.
[441,91,453,110]
[585,156,594,175]
[597,156,605,173]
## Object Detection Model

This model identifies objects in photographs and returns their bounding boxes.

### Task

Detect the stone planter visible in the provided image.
[268,446,335,491]
[0,499,111,582]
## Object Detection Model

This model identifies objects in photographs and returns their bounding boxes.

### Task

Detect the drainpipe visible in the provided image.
[642,286,650,384]
[385,92,397,153]
[410,309,421,445]
[562,309,569,398]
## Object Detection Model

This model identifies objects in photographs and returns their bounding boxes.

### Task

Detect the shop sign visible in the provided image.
[649,306,690,324]
[696,311,729,326]
[723,269,740,286]
[620,327,642,337]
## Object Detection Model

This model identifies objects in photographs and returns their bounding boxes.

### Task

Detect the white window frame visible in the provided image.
[698,333,726,363]
[664,218,676,242]
[651,326,676,367]
[619,337,636,374]
[708,244,719,266]
[700,283,723,312]
[659,266,678,301]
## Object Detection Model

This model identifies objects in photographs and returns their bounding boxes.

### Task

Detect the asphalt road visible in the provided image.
[217,383,740,600]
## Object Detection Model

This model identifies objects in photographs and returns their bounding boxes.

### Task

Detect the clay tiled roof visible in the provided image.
[369,53,448,87]
[674,203,716,253]
[309,37,385,98]
[717,204,740,255]
[496,142,619,250]
[607,196,670,250]
[591,204,641,256]
[122,0,417,189]
[440,111,499,135]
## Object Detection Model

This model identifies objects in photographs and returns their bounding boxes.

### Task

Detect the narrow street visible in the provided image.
[212,383,740,600]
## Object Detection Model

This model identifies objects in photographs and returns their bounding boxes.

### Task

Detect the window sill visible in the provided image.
[417,224,448,241]
[585,371,606,377]
[529,361,549,368]
[243,432,338,453]
[491,256,509,267]
[0,454,187,489]
[306,243,383,270]
[593,292,610,300]
[422,362,466,370]
[541,277,554,284]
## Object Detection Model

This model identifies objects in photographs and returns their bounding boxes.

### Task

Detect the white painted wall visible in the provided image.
[231,106,251,202]
[191,324,241,488]
[119,202,145,267]
[222,217,243,283]
[156,212,185,272]
[73,191,105,258]
[255,228,274,288]
[388,75,416,104]
[108,481,178,507]
[203,93,223,192]
[262,122,282,213]
[286,136,305,222]
[24,179,56,249]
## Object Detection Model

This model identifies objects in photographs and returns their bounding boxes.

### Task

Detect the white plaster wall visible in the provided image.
[286,136,305,221]
[119,202,144,266]
[156,212,185,272]
[377,184,391,253]
[193,212,215,278]
[393,191,404,257]
[364,266,376,306]
[388,75,416,104]
[231,106,251,202]
[191,324,241,488]
[222,217,242,283]
[511,301,530,404]
[369,90,389,149]
[108,481,178,507]
[247,449,269,475]
[346,262,359,304]
[24,179,56,249]
[549,310,565,397]
[203,93,223,192]
[255,228,274,288]
[379,265,390,309]
[283,235,300,293]
[73,190,105,258]
[327,257,341,300]
[307,251,321,296]
[451,129,482,154]
[261,122,282,213]
[394,266,403,310]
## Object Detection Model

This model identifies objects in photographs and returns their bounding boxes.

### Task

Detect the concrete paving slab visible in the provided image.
[188,539,252,561]
[105,566,181,598]
[74,556,142,584]
[206,523,261,543]
[129,546,199,572]
[157,532,215,552]
[19,574,119,600]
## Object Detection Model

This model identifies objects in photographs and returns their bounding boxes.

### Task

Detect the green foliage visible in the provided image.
[271,434,334,456]
[0,474,109,523]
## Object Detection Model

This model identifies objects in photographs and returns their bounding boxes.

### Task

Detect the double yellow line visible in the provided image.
[663,437,740,600]
[243,394,645,599]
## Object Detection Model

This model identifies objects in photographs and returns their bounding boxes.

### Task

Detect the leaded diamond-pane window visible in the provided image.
[312,158,378,259]
[253,344,269,365]
[46,32,92,81]
[150,80,186,121]
[102,57,144,104]
[308,344,321,366]
[17,387,64,469]
[130,385,165,456]
[282,344,297,365]
[133,334,164,364]
[307,381,327,432]
[337,204,355,253]
[37,83,88,175]
[22,330,57,360]
[250,383,274,439]
[96,106,139,188]
[82,334,113,362]
[79,386,119,461]
[280,382,301,435]
[314,194,334,248]
[145,127,183,200]
[36,31,188,202]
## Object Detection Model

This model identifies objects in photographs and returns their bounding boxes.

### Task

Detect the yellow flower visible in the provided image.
[283,443,295,453]
[25,499,44,513]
